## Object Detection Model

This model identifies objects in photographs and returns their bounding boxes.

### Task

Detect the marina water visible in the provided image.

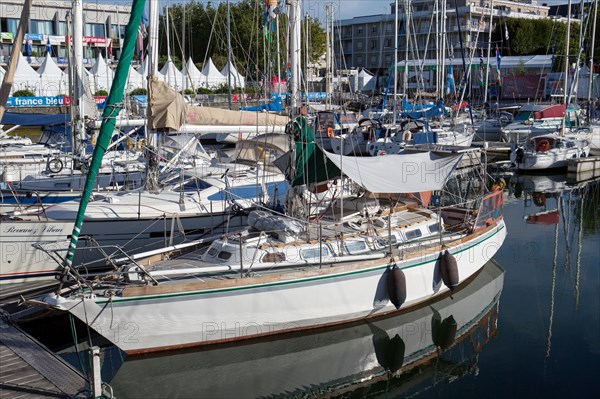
[24,175,600,398]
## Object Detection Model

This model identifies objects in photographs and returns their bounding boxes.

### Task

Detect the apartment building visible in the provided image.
[334,0,551,78]
[0,0,131,66]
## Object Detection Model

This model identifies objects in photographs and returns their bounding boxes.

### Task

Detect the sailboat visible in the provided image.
[510,0,594,171]
[42,112,506,354]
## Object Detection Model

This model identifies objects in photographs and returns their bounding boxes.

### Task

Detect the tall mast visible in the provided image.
[403,0,410,100]
[393,0,398,124]
[288,0,302,115]
[588,0,598,123]
[483,0,494,108]
[146,0,160,192]
[227,0,232,109]
[0,0,32,121]
[73,0,85,156]
[564,0,572,107]
[325,3,331,109]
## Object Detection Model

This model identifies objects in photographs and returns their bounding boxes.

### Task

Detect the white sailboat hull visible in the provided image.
[108,260,504,398]
[56,220,506,354]
[0,219,73,284]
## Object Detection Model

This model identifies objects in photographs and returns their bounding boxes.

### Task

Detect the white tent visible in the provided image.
[220,61,245,88]
[159,58,184,91]
[37,53,68,96]
[357,69,376,91]
[0,65,4,81]
[90,53,114,93]
[182,57,205,91]
[11,52,40,94]
[201,57,227,89]
[126,64,144,92]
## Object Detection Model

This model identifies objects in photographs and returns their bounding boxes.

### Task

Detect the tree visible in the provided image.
[160,1,326,82]
[495,17,581,72]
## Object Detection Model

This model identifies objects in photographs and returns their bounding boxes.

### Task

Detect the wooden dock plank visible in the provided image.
[0,317,89,399]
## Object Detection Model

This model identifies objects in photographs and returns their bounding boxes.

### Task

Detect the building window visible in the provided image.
[7,19,19,36]
[58,21,67,36]
[111,24,125,39]
[370,40,376,49]
[85,23,105,37]
[385,54,392,64]
[357,55,363,64]
[357,41,363,50]
[357,26,363,34]
[372,25,377,33]
[371,55,378,65]
[385,39,392,48]
[31,20,54,35]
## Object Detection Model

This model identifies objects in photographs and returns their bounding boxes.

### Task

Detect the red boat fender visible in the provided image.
[387,265,407,309]
[440,250,459,291]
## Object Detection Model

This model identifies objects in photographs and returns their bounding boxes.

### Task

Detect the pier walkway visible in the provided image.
[0,314,89,398]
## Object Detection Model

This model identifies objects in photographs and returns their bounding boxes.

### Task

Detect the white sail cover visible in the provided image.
[183,57,205,90]
[37,53,68,96]
[220,61,245,88]
[323,150,464,193]
[90,53,114,92]
[201,57,226,88]
[159,58,183,90]
[12,53,39,94]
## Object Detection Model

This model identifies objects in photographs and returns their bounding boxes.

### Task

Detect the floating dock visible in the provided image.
[0,315,89,398]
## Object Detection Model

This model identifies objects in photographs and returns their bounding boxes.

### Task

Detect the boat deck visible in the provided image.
[102,206,462,289]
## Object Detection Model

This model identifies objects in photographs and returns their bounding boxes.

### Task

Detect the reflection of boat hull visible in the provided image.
[55,220,506,354]
[106,261,504,398]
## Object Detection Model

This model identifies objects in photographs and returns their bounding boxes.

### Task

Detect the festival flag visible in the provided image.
[496,45,502,87]
[46,36,52,55]
[446,63,455,95]
[107,39,113,59]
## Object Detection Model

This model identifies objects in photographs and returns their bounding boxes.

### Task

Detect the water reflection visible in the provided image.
[99,261,505,398]
[506,174,600,360]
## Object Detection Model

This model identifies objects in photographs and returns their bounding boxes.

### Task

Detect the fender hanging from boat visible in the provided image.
[387,264,407,310]
[440,250,459,291]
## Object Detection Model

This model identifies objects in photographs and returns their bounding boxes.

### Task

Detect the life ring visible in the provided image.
[327,127,335,138]
[403,130,412,141]
[533,193,546,207]
[535,139,550,153]
[47,158,63,174]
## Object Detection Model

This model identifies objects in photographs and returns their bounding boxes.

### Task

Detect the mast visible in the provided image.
[393,0,398,124]
[227,0,232,109]
[325,3,331,109]
[403,0,410,100]
[588,0,598,123]
[0,0,32,121]
[61,0,148,272]
[288,0,302,115]
[73,0,85,157]
[483,0,494,108]
[564,0,572,107]
[146,0,160,192]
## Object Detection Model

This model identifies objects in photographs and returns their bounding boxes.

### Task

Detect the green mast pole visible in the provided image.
[62,0,147,270]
